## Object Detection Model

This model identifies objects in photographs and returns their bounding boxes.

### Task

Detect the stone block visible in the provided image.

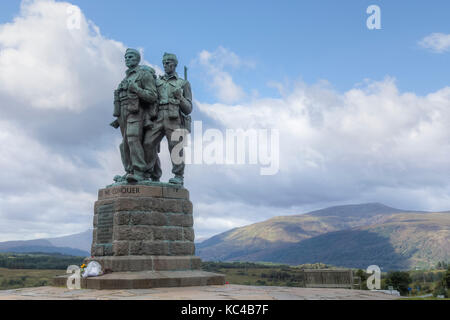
[114,225,153,241]
[162,187,189,199]
[130,241,169,256]
[113,241,129,256]
[167,213,193,227]
[113,212,130,225]
[94,199,114,213]
[164,227,184,241]
[103,244,113,256]
[151,227,166,241]
[169,241,195,256]
[190,257,202,270]
[92,245,104,256]
[114,198,143,211]
[157,198,183,213]
[181,200,193,214]
[183,227,195,242]
[129,211,167,226]
[153,256,191,271]
[98,185,163,200]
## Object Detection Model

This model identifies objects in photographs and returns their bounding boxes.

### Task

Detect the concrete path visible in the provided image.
[0,285,398,300]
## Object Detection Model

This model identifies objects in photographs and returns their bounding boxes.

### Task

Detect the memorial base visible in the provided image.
[52,183,225,290]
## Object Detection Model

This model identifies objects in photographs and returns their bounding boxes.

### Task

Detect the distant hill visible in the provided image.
[0,230,92,257]
[45,230,92,252]
[197,203,450,270]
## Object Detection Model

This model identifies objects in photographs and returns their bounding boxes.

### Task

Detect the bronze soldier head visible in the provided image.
[162,52,178,75]
[125,48,141,69]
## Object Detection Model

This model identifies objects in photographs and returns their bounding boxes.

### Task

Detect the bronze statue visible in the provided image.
[111,50,191,186]
[111,48,159,183]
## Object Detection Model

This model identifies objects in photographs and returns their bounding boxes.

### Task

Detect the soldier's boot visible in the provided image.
[168,175,183,186]
[144,172,160,182]
[126,171,145,183]
[113,172,129,183]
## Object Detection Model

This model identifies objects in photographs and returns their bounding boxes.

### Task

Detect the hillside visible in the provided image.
[197,203,407,261]
[0,231,92,257]
[197,204,450,269]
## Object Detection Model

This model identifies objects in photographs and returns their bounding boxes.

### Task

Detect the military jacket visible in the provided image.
[114,66,157,123]
[156,73,192,119]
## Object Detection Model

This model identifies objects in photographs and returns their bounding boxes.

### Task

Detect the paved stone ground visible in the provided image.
[0,285,398,300]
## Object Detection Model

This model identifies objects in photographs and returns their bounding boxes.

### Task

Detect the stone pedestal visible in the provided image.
[53,183,224,289]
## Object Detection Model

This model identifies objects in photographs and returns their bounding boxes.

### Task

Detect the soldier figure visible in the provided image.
[144,53,192,185]
[112,48,159,183]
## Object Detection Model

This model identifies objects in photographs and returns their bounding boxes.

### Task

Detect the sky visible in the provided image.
[0,0,450,242]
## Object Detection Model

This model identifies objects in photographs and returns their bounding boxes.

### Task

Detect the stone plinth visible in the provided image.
[92,184,194,258]
[53,183,225,289]
[53,270,225,290]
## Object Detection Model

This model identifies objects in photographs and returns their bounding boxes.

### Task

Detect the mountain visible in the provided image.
[0,230,92,256]
[197,203,406,261]
[197,203,450,270]
[45,229,92,252]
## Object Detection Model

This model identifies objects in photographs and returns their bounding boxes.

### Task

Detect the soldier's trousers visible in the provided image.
[119,118,147,175]
[144,110,185,179]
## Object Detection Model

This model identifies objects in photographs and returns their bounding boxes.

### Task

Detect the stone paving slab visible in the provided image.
[0,285,399,300]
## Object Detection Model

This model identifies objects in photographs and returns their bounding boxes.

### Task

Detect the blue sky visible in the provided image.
[0,0,450,241]
[2,0,449,98]
[72,1,447,96]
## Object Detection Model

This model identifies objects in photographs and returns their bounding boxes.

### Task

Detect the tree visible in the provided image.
[385,271,412,296]
[444,267,450,288]
[355,269,368,290]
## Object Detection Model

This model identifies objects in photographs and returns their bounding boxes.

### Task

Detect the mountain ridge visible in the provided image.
[197,203,450,269]
[0,230,92,257]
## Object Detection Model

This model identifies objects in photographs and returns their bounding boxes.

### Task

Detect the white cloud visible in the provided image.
[195,46,251,104]
[0,0,127,111]
[0,120,98,241]
[194,77,450,216]
[0,0,130,240]
[419,33,450,53]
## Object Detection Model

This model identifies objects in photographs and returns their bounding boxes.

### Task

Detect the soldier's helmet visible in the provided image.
[162,52,178,66]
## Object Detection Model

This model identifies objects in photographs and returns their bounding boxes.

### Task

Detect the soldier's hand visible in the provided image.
[129,82,139,93]
[173,88,183,99]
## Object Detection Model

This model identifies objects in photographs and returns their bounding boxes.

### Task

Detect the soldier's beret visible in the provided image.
[125,48,141,60]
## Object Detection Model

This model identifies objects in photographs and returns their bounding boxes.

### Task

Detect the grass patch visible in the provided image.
[0,268,65,290]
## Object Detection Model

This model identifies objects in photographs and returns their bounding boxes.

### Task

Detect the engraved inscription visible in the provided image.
[97,203,114,244]
[103,187,140,196]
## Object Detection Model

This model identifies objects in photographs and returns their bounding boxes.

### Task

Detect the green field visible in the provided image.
[203,261,341,287]
[0,252,84,290]
[0,268,65,290]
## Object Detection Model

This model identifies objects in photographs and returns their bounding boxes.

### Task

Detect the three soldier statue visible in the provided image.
[111,48,192,186]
